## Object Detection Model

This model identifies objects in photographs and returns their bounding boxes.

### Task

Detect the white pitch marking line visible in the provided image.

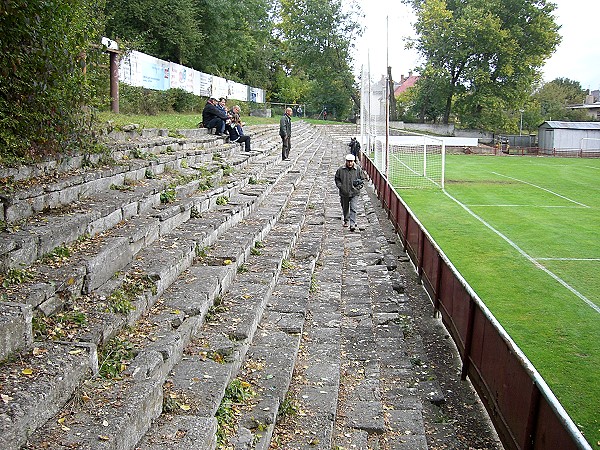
[467,204,581,208]
[535,257,600,261]
[443,189,600,315]
[491,172,590,208]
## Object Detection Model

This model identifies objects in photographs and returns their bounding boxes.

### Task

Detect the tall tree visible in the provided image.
[105,0,202,65]
[532,78,590,121]
[406,0,561,127]
[278,0,362,118]
[1,0,106,159]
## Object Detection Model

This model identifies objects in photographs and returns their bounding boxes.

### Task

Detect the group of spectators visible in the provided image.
[201,97,251,152]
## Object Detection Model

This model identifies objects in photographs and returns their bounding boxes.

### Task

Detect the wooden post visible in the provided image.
[108,49,119,113]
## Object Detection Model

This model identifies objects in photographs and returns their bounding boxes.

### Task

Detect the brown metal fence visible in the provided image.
[360,153,592,450]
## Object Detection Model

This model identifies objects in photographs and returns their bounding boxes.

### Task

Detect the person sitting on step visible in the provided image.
[201,97,227,135]
[227,106,251,152]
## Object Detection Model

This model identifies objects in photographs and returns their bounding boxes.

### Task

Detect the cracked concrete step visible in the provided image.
[0,124,324,450]
[17,124,326,450]
[0,341,98,449]
[138,130,328,449]
[269,242,343,448]
[0,127,280,272]
[0,137,296,356]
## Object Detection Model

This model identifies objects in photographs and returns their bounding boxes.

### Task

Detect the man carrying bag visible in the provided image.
[334,153,365,232]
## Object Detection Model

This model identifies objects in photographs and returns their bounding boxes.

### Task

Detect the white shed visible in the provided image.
[538,121,600,153]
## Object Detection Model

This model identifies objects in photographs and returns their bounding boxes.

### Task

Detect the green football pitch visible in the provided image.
[392,154,600,446]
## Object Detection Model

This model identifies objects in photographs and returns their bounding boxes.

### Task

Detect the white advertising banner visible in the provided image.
[249,87,265,103]
[198,72,212,97]
[211,76,229,99]
[228,81,248,101]
[169,62,195,94]
[119,50,170,91]
[115,46,264,103]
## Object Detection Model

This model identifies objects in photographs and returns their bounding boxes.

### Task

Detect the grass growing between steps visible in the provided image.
[216,378,256,445]
[96,112,280,132]
[95,111,352,134]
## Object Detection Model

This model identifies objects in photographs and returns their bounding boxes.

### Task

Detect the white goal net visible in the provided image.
[360,64,445,189]
[580,138,600,156]
[388,136,445,189]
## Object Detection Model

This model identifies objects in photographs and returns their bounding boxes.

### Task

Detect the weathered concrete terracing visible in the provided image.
[0,121,500,449]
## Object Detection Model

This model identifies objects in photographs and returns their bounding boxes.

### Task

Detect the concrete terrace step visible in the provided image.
[0,126,279,262]
[1,123,323,449]
[0,122,311,448]
[0,127,299,359]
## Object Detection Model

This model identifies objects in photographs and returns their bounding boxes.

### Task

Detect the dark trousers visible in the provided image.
[237,135,251,152]
[281,135,291,159]
[205,117,225,133]
[340,195,358,226]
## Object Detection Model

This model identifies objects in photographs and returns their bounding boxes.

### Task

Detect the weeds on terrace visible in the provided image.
[160,187,176,203]
[196,245,209,258]
[163,389,193,413]
[107,272,157,314]
[1,268,35,288]
[98,336,134,379]
[221,164,233,176]
[281,259,294,271]
[237,264,248,274]
[190,205,201,218]
[197,177,213,192]
[277,394,299,420]
[309,274,318,293]
[181,159,189,168]
[129,148,158,161]
[205,296,226,322]
[216,378,255,445]
[32,309,87,340]
[145,168,155,179]
[110,183,134,192]
[216,195,228,206]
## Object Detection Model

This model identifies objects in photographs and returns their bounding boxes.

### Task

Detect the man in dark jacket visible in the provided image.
[279,107,292,160]
[334,153,366,232]
[202,98,228,135]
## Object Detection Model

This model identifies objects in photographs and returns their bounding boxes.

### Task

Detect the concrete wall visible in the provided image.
[389,121,495,143]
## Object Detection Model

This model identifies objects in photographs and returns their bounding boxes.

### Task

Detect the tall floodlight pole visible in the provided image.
[385,16,390,179]
[519,109,524,136]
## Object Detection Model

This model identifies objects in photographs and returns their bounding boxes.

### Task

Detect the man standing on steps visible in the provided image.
[280,107,292,160]
[334,153,365,232]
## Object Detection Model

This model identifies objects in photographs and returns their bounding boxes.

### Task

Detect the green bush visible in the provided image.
[117,85,203,115]
[0,0,106,162]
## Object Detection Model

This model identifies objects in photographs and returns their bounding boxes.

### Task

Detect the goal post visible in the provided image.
[387,135,446,189]
[360,64,446,190]
[580,138,600,157]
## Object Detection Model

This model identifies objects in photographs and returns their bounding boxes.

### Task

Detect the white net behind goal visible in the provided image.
[359,64,445,189]
[388,136,445,189]
[580,138,600,156]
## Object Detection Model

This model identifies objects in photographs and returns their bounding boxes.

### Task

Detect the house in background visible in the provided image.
[567,91,600,120]
[394,71,420,96]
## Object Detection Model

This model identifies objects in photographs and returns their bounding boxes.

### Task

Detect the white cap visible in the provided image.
[345,154,355,161]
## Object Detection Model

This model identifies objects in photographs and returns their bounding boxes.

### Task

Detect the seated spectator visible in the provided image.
[227,106,251,152]
[229,105,244,126]
[201,97,227,135]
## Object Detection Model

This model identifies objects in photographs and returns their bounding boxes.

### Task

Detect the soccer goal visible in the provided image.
[387,135,446,189]
[580,138,600,157]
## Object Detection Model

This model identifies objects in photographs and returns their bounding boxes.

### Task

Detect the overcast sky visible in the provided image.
[353,0,600,91]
